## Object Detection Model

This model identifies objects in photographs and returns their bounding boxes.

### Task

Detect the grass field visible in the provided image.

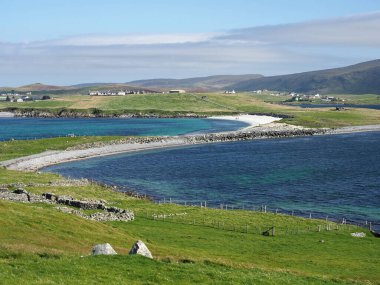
[1,95,379,283]
[0,138,379,284]
[1,92,380,128]
[0,173,379,284]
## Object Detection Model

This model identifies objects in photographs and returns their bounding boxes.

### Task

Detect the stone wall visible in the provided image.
[0,188,134,222]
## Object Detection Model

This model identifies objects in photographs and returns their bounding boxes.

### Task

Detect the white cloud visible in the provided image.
[36,33,217,46]
[1,12,380,85]
[220,11,380,47]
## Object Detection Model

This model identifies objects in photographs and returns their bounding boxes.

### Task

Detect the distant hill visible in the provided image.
[3,60,380,95]
[126,74,263,91]
[70,83,118,88]
[228,60,380,94]
[16,83,74,92]
[0,83,158,96]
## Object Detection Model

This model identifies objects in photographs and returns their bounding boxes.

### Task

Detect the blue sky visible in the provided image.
[1,0,380,85]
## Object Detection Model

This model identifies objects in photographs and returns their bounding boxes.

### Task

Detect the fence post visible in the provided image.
[317,225,321,232]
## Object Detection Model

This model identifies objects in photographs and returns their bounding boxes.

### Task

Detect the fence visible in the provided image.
[134,208,364,237]
[89,181,380,235]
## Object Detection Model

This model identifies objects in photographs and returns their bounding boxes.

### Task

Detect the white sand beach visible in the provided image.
[209,114,282,127]
[0,112,15,118]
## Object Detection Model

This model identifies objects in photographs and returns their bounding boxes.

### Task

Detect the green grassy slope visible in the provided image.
[1,92,380,128]
[0,138,379,284]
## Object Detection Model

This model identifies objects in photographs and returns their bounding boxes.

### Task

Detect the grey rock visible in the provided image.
[42,192,58,201]
[129,240,153,259]
[0,191,29,203]
[13,188,29,195]
[92,243,117,255]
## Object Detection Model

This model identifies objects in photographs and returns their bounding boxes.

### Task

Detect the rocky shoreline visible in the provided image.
[3,108,293,119]
[0,123,328,171]
[5,108,209,118]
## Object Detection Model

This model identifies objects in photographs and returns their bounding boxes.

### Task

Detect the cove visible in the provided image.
[43,131,380,226]
[0,117,248,141]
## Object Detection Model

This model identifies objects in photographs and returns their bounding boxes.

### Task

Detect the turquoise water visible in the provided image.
[0,117,248,141]
[44,131,380,226]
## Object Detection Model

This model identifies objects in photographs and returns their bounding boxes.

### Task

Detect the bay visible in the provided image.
[44,131,380,226]
[0,117,248,141]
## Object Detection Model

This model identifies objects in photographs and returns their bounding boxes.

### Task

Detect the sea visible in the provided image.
[0,117,248,141]
[43,131,380,228]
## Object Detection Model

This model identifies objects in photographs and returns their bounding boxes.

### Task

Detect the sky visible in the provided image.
[1,0,380,86]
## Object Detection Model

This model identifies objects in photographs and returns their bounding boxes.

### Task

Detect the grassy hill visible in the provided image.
[127,74,263,91]
[229,59,380,94]
[1,92,380,128]
[3,59,380,95]
[0,138,379,284]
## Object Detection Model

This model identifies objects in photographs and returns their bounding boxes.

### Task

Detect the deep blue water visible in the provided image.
[44,131,380,225]
[292,103,380,109]
[0,117,248,141]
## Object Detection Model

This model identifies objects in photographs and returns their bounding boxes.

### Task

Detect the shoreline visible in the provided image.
[1,114,380,171]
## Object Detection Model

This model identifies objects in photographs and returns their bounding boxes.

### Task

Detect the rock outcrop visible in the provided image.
[129,240,153,259]
[92,243,117,255]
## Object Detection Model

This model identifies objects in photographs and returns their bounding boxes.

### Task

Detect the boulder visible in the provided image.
[42,192,58,201]
[129,240,153,259]
[92,243,117,255]
[13,188,29,195]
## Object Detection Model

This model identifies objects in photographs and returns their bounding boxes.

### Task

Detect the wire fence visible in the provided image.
[135,208,365,237]
[149,197,378,230]
[129,199,378,237]
[91,180,380,236]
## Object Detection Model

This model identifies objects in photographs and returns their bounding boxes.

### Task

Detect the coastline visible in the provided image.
[208,114,282,128]
[1,114,380,171]
[0,112,15,118]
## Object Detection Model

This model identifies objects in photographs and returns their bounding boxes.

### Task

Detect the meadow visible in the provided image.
[1,92,380,128]
[0,138,379,284]
[1,94,379,283]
